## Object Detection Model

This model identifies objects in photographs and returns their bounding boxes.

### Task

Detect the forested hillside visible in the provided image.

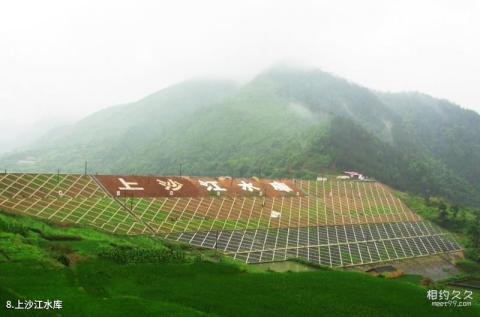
[2,66,480,207]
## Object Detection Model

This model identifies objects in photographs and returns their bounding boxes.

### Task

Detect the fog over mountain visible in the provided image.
[2,66,480,207]
[0,118,71,155]
[1,1,479,141]
[1,1,479,204]
[2,2,480,316]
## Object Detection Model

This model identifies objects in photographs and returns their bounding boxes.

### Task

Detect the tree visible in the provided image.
[450,205,460,221]
[468,225,480,249]
[468,210,480,248]
[437,202,449,226]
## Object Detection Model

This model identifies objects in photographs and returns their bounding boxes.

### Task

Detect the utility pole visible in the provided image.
[179,163,182,177]
[84,161,88,176]
[57,169,60,184]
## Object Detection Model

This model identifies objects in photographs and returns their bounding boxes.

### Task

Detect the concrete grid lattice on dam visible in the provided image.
[0,173,462,267]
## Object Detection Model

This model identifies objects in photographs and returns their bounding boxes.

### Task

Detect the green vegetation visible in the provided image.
[400,192,480,265]
[98,245,186,264]
[2,210,479,316]
[2,66,480,208]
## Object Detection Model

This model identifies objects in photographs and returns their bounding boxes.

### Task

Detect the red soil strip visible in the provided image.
[95,175,305,198]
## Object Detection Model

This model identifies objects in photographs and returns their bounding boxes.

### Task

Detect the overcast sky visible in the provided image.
[1,0,479,149]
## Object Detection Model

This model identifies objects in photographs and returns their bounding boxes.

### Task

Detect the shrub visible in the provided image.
[456,259,480,273]
[0,218,29,236]
[47,243,74,255]
[98,245,186,264]
[421,277,432,286]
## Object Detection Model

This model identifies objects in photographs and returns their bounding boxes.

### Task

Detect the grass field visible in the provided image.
[4,261,479,317]
[0,211,478,317]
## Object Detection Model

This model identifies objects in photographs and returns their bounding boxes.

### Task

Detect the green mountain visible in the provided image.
[2,66,480,206]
